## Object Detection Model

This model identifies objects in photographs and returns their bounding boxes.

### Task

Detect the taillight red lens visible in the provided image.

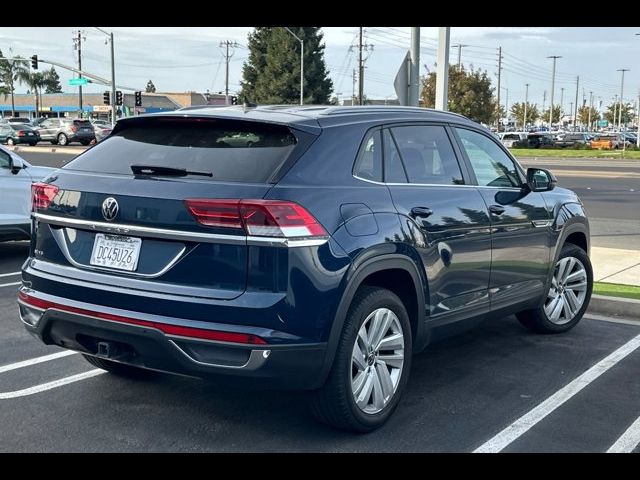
[31,182,59,211]
[185,199,328,238]
[71,125,78,133]
[18,130,25,137]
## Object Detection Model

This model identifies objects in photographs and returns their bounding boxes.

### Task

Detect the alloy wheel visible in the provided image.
[544,256,588,325]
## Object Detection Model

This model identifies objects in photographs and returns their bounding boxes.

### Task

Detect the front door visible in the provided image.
[453,127,553,309]
[0,149,32,229]
[383,124,492,319]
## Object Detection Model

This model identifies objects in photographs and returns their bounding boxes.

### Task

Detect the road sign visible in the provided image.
[68,77,89,86]
[394,51,410,106]
[598,120,608,127]
[92,105,111,113]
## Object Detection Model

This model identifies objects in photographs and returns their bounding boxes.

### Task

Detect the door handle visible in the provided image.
[489,205,506,215]
[411,206,433,218]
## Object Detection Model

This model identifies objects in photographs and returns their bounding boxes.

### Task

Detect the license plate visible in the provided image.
[27,132,33,135]
[90,234,142,272]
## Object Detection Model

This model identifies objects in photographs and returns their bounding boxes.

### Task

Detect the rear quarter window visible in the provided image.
[63,118,299,183]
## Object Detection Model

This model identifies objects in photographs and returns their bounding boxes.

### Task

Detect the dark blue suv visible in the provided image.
[19,106,592,432]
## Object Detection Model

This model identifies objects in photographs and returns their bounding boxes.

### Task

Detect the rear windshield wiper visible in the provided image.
[130,165,213,177]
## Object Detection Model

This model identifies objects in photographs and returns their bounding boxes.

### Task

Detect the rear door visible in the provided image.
[452,127,553,309]
[383,124,492,319]
[32,117,308,300]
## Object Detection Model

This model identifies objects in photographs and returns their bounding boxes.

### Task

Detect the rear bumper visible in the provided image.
[18,288,328,390]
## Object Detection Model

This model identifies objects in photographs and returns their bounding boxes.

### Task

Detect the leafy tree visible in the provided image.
[145,80,156,93]
[43,67,63,93]
[510,102,539,128]
[420,65,497,124]
[0,50,28,117]
[240,27,333,104]
[15,70,47,116]
[542,105,562,124]
[604,102,633,125]
[577,105,599,127]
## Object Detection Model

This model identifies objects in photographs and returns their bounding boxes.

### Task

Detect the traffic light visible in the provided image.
[231,96,238,105]
[103,91,110,105]
[115,90,123,106]
[134,91,142,107]
[31,55,38,70]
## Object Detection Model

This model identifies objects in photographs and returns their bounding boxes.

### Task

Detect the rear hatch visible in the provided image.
[31,116,315,300]
[72,119,95,137]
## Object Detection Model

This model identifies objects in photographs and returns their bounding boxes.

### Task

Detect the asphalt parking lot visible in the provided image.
[1,241,639,452]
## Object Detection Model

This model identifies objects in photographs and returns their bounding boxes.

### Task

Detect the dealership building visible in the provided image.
[0,91,227,120]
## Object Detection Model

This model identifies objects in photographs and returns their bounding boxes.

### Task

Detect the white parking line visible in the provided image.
[0,369,104,400]
[607,416,640,453]
[0,272,20,278]
[0,350,77,374]
[0,281,20,288]
[474,333,640,453]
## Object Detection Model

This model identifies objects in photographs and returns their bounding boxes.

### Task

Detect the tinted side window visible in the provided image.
[353,130,382,182]
[455,128,522,187]
[383,129,407,183]
[390,125,464,185]
[0,150,10,168]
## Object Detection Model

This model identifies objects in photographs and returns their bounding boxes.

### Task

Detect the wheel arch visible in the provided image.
[314,254,428,390]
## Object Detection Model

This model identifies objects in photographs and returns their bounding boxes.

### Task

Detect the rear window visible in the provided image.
[73,120,93,127]
[64,118,298,183]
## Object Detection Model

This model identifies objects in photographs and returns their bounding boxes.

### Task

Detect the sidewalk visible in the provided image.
[591,246,640,286]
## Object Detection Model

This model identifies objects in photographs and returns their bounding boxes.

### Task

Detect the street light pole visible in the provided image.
[284,27,304,105]
[524,83,529,130]
[95,27,117,126]
[617,68,629,131]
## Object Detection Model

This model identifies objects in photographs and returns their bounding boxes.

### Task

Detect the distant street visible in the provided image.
[17,149,640,250]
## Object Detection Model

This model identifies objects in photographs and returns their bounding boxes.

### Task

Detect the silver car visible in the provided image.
[0,145,54,241]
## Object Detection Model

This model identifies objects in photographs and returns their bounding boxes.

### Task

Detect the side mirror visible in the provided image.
[526,167,556,192]
[10,156,24,175]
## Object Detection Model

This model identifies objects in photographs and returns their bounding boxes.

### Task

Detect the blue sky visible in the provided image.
[1,27,638,113]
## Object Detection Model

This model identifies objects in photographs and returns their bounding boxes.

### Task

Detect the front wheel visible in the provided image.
[517,244,593,333]
[309,286,412,432]
[6,138,14,146]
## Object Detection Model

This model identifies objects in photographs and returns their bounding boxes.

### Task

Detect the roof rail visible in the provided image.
[320,106,468,119]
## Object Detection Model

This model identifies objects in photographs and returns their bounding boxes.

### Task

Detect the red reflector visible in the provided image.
[18,292,267,345]
[185,199,327,238]
[31,182,59,211]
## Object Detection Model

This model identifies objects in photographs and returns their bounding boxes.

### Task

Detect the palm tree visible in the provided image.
[0,50,28,117]
[16,69,46,118]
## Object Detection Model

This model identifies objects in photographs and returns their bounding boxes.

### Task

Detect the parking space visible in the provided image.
[1,241,638,452]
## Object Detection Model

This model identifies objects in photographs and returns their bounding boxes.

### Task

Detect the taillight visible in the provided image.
[185,199,328,238]
[18,130,25,137]
[32,182,59,211]
[71,125,78,133]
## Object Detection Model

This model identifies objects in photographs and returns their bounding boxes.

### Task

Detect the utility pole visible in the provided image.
[569,101,573,127]
[617,68,629,130]
[454,44,469,70]
[352,68,357,105]
[542,90,546,112]
[73,30,86,117]
[573,76,579,131]
[547,55,561,130]
[589,92,593,130]
[283,27,304,105]
[95,27,117,126]
[613,95,618,128]
[409,27,420,107]
[524,83,529,130]
[358,27,364,105]
[435,27,450,111]
[560,87,564,114]
[636,92,640,147]
[220,40,238,106]
[496,46,502,131]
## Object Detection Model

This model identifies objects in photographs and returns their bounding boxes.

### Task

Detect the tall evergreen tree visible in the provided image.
[44,67,63,93]
[239,27,333,104]
[146,80,156,93]
[421,66,497,124]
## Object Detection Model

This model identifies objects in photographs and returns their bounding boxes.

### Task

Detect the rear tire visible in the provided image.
[309,286,412,432]
[7,138,14,146]
[517,244,592,334]
[82,354,154,378]
[57,133,68,146]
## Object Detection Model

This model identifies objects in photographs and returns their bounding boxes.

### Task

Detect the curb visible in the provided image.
[588,294,640,321]
[7,145,86,155]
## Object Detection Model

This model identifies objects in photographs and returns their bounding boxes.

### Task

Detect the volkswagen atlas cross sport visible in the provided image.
[19,106,592,432]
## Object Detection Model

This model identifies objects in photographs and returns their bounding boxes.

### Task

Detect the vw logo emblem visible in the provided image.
[102,197,119,222]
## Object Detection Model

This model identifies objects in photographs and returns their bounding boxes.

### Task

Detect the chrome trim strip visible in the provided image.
[353,174,524,191]
[50,227,187,279]
[168,340,270,371]
[34,213,328,248]
[532,220,553,228]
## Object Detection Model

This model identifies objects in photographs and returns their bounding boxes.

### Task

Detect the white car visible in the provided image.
[0,145,55,241]
[498,132,528,148]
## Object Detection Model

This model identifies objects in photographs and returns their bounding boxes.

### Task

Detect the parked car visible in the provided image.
[19,106,592,432]
[526,133,555,148]
[6,117,33,126]
[554,133,591,148]
[590,134,630,149]
[35,118,96,146]
[498,132,528,148]
[0,123,41,146]
[91,121,113,143]
[0,145,54,241]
